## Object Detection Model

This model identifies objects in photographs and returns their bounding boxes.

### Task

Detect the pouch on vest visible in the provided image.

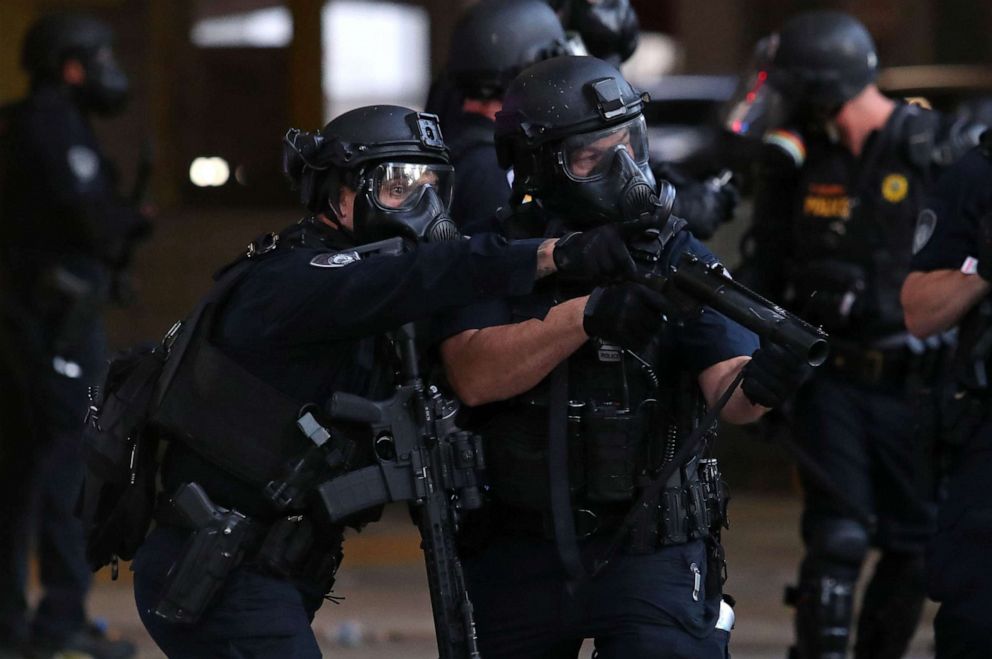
[79,257,254,573]
[79,340,168,572]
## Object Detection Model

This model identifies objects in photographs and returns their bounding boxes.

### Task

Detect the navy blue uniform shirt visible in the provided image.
[163,229,543,516]
[446,112,511,232]
[911,147,992,273]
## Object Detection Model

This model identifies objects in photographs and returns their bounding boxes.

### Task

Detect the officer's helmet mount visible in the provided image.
[282,106,458,245]
[21,13,130,116]
[495,55,671,225]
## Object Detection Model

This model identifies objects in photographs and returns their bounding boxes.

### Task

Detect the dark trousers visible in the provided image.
[927,421,992,659]
[463,535,730,659]
[790,374,935,658]
[133,527,325,659]
[0,322,104,646]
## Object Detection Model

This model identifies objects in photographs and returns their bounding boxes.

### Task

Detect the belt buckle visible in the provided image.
[574,508,600,538]
[864,349,884,383]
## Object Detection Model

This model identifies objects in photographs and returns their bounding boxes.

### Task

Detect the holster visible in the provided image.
[154,482,343,624]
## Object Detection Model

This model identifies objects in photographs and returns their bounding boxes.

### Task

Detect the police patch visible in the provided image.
[67,145,99,182]
[881,173,909,203]
[913,209,937,254]
[310,251,361,268]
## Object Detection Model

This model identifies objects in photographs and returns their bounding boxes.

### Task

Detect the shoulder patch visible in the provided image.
[764,129,806,167]
[310,251,361,268]
[67,145,99,182]
[912,209,937,254]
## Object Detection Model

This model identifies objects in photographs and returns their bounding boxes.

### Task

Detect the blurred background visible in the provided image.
[2,0,991,656]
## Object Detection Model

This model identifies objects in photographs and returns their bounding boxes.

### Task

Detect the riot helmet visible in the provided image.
[550,0,640,65]
[768,10,878,117]
[282,105,458,244]
[21,13,130,116]
[495,56,672,225]
[447,0,571,100]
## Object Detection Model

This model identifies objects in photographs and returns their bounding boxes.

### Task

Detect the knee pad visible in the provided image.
[808,518,870,568]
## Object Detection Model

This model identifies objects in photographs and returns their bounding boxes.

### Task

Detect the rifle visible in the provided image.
[316,322,482,659]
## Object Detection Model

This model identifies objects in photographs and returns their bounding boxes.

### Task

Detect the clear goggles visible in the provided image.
[367,162,454,211]
[560,115,650,181]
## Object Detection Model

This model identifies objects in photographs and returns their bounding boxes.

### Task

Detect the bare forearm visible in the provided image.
[441,297,589,406]
[698,356,768,425]
[901,270,991,338]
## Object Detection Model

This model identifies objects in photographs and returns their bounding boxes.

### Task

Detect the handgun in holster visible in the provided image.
[154,482,254,624]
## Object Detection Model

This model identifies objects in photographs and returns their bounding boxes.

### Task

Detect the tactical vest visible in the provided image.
[478,207,721,547]
[154,233,396,490]
[783,104,976,340]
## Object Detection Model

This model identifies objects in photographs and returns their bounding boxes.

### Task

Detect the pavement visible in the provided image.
[67,494,937,659]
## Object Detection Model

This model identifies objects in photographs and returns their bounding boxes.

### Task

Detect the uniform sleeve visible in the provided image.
[669,233,761,372]
[911,150,992,272]
[223,233,542,346]
[736,140,801,298]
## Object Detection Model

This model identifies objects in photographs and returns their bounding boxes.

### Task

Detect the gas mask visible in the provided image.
[545,114,661,225]
[76,46,129,116]
[352,161,460,244]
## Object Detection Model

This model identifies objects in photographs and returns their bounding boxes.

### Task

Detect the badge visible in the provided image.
[881,173,909,203]
[597,343,622,362]
[67,145,99,183]
[310,251,360,268]
[913,209,937,254]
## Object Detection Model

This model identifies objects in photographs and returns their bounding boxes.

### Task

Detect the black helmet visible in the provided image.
[447,0,570,100]
[282,105,458,244]
[21,13,129,115]
[553,0,640,65]
[496,56,672,225]
[769,10,878,113]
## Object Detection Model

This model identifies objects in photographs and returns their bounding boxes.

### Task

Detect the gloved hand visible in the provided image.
[741,342,814,408]
[708,177,740,224]
[553,224,636,281]
[583,282,671,350]
[977,211,992,282]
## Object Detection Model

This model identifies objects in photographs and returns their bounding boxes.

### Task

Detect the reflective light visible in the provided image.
[322,1,429,119]
[189,157,230,187]
[191,7,293,48]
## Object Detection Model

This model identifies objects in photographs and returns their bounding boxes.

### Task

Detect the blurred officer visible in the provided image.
[0,13,148,659]
[439,0,737,240]
[442,0,572,230]
[902,130,992,659]
[131,104,638,658]
[437,55,810,658]
[731,11,984,659]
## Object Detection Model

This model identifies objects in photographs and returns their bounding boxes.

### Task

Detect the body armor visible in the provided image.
[779,104,977,340]
[477,205,725,549]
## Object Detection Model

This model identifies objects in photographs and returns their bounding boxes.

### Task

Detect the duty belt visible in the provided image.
[825,341,942,387]
[494,478,725,552]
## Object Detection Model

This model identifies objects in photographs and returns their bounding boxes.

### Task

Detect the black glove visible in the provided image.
[977,210,992,282]
[741,342,814,408]
[709,177,740,224]
[583,282,672,350]
[553,224,636,281]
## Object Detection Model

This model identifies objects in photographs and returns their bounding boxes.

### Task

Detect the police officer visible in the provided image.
[436,55,810,658]
[441,0,572,230]
[902,131,992,659]
[732,11,984,659]
[0,13,146,659]
[130,104,642,658]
